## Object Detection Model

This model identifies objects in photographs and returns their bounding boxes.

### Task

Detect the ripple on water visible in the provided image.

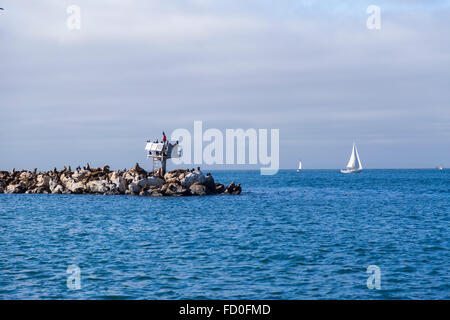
[0,170,448,299]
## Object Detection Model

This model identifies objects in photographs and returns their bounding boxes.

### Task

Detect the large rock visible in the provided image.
[49,180,62,193]
[164,183,188,196]
[65,180,86,194]
[147,177,165,188]
[110,172,126,193]
[72,170,88,182]
[204,174,216,194]
[19,171,33,180]
[51,184,64,194]
[181,171,206,188]
[128,181,141,194]
[215,183,225,194]
[5,183,25,194]
[87,180,108,193]
[136,176,164,189]
[33,186,49,194]
[163,172,175,181]
[36,175,50,188]
[0,165,241,197]
[123,171,136,182]
[150,189,164,197]
[189,182,207,196]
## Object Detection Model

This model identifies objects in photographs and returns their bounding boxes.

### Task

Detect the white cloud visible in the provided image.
[0,0,449,169]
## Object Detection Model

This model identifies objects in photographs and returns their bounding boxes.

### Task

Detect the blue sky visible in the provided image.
[0,0,449,170]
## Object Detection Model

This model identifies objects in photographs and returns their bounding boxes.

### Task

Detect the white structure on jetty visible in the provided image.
[145,140,182,174]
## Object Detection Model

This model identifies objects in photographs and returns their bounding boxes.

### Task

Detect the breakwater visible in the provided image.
[0,163,241,196]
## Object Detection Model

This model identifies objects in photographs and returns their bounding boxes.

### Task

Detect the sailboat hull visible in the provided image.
[340,168,362,174]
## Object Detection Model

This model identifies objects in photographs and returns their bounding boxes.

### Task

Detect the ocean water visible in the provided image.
[0,169,448,300]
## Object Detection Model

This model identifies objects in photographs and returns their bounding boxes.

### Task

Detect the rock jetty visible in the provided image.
[0,163,241,197]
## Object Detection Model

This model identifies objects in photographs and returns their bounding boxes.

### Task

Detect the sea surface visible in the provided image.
[0,170,448,299]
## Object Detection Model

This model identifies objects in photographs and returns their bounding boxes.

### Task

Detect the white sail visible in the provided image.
[298,161,302,170]
[355,144,363,170]
[346,143,356,169]
[345,142,362,170]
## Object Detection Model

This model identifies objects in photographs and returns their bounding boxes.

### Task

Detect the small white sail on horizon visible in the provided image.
[297,160,302,172]
[341,142,363,174]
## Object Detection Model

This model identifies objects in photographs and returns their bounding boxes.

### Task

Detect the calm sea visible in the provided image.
[0,169,448,299]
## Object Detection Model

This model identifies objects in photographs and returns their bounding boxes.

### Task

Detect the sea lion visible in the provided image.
[135,163,146,174]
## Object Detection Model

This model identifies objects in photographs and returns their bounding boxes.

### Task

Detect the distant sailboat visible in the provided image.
[437,165,444,171]
[341,142,363,174]
[297,160,302,172]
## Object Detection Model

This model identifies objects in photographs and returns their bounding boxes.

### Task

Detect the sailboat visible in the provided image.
[341,142,363,174]
[297,160,302,172]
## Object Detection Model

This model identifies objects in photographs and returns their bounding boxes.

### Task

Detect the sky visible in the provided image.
[0,0,449,171]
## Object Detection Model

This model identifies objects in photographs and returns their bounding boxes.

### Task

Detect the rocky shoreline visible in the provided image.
[0,163,241,197]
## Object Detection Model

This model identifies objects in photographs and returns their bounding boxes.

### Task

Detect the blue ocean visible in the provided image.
[0,169,448,299]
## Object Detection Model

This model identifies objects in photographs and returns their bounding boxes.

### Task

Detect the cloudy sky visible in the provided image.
[0,0,449,170]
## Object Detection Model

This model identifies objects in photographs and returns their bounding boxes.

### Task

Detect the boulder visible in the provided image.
[110,172,126,193]
[150,189,164,197]
[181,171,206,188]
[215,183,225,194]
[0,165,240,197]
[189,182,207,196]
[60,173,71,186]
[51,185,64,194]
[33,186,49,194]
[123,171,136,182]
[128,181,141,194]
[164,183,188,196]
[36,175,50,188]
[160,183,168,193]
[204,174,216,194]
[72,170,88,182]
[19,171,33,180]
[49,180,61,193]
[139,189,149,196]
[87,180,108,193]
[5,183,25,194]
[137,177,165,189]
[147,176,165,188]
[65,180,86,194]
